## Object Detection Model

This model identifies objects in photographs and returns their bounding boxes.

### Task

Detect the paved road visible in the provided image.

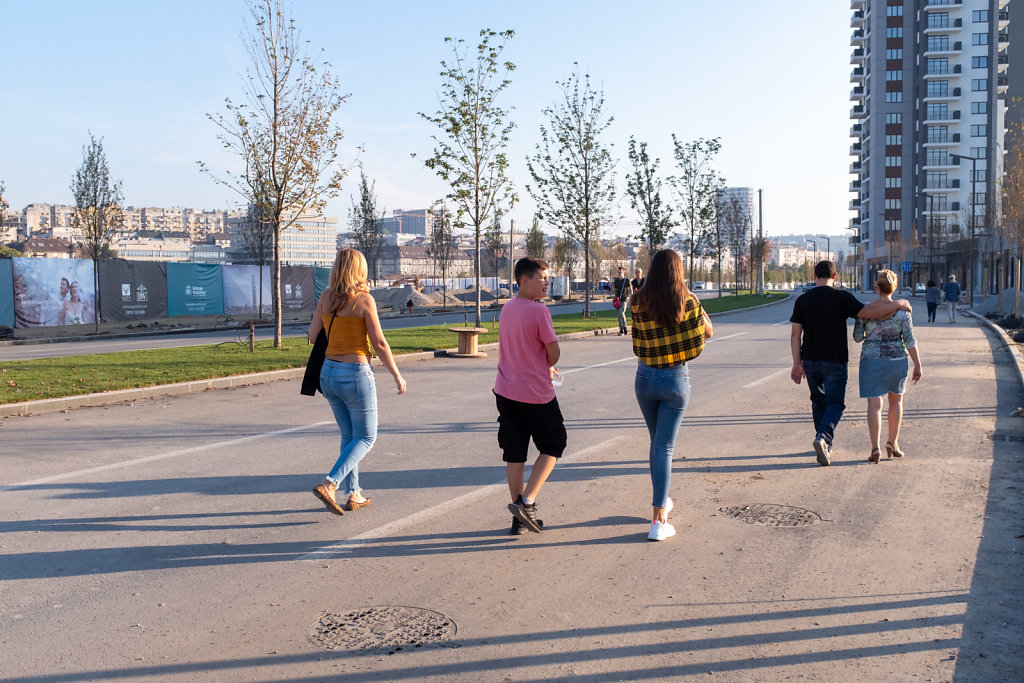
[2,302,1020,681]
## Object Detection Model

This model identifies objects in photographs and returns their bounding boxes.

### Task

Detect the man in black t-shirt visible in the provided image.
[613,267,632,335]
[790,260,911,466]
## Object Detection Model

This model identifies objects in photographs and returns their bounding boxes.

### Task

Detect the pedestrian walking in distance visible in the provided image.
[630,249,713,542]
[494,257,566,535]
[854,270,923,463]
[613,266,633,335]
[308,248,407,516]
[924,280,939,323]
[944,275,961,324]
[790,260,911,466]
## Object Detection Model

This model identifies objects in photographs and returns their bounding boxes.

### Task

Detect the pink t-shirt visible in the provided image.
[493,297,557,404]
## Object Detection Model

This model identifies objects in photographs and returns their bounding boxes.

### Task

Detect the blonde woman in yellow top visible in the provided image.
[309,248,407,516]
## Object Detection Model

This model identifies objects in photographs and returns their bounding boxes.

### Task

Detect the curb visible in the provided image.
[963,310,1024,394]
[0,295,790,418]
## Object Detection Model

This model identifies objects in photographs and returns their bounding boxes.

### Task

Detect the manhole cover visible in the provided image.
[720,503,821,527]
[307,606,457,653]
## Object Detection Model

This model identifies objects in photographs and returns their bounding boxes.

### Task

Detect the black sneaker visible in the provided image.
[508,495,542,532]
[510,516,544,535]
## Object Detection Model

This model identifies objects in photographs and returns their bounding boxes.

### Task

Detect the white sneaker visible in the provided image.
[648,520,676,541]
[665,497,673,514]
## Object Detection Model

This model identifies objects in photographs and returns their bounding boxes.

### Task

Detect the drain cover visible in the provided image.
[721,503,821,527]
[307,606,457,653]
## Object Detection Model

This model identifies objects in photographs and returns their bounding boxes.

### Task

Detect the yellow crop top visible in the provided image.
[322,295,372,357]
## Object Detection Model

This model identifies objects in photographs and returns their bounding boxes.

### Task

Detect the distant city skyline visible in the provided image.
[2,1,855,239]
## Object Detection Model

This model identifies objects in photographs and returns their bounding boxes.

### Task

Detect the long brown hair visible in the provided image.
[326,248,370,312]
[630,249,690,327]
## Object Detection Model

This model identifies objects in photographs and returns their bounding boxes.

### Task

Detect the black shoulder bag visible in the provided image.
[300,312,336,396]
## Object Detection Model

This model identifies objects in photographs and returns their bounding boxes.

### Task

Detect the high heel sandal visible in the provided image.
[885,441,905,458]
[868,447,881,463]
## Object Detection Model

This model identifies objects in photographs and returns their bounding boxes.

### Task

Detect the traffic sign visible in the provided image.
[901,261,912,272]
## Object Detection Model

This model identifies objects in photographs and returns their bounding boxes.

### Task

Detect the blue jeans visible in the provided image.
[801,360,848,448]
[320,360,377,494]
[634,362,690,509]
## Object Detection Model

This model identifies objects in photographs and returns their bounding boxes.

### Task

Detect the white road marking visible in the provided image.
[742,367,790,388]
[0,421,334,492]
[299,437,630,560]
[773,319,792,326]
[708,332,747,342]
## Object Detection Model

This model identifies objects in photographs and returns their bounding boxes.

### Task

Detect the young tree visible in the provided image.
[70,133,124,333]
[1002,121,1024,315]
[349,171,386,284]
[717,193,749,296]
[625,136,674,257]
[201,0,347,347]
[0,180,10,243]
[483,208,506,278]
[524,213,546,259]
[670,136,724,280]
[419,28,516,326]
[551,235,581,283]
[527,66,616,317]
[428,201,458,309]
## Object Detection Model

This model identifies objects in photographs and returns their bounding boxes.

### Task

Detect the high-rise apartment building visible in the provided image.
[850,0,1012,293]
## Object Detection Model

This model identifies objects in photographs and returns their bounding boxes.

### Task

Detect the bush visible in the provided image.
[1012,330,1024,343]
[997,315,1024,329]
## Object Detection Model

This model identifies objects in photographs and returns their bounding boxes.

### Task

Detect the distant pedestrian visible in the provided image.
[632,268,646,292]
[613,266,633,335]
[854,270,923,463]
[494,257,566,535]
[406,298,413,315]
[630,249,713,541]
[790,260,911,466]
[309,248,407,516]
[944,275,961,323]
[924,280,940,323]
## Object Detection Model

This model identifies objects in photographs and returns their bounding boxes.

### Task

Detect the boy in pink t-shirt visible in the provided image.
[494,257,566,535]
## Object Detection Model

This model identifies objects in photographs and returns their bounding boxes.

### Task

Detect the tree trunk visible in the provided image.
[273,237,282,347]
[1017,255,1022,318]
[474,225,482,326]
[258,264,264,321]
[93,258,100,334]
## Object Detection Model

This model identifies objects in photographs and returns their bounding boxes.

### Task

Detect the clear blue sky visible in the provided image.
[2,1,853,242]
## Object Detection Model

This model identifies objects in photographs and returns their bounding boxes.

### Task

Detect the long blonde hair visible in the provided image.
[326,248,370,311]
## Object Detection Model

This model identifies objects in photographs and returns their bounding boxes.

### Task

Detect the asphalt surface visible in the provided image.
[1,301,1022,681]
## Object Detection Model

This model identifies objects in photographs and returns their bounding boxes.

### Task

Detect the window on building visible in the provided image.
[930,195,948,211]
[926,150,950,166]
[885,156,902,166]
[885,177,903,188]
[926,126,948,143]
[885,134,903,145]
[926,172,947,188]
[885,91,904,102]
[970,147,987,159]
[972,101,988,115]
[927,12,949,29]
[887,27,904,38]
[927,58,948,74]
[885,198,902,210]
[885,219,902,231]
[886,48,904,59]
[973,10,989,22]
[886,70,904,81]
[972,56,989,69]
[972,78,988,91]
[887,5,904,16]
[927,36,949,51]
[972,169,988,182]
[926,103,949,120]
[973,33,989,45]
[885,113,903,124]
[926,82,949,97]
[971,124,988,137]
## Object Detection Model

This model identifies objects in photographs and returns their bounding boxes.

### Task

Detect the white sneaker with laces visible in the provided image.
[648,520,676,541]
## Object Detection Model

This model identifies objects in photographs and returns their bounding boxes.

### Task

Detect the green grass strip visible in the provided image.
[0,292,785,404]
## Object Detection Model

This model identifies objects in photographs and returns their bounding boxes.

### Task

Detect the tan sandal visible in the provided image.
[885,441,905,458]
[313,482,345,515]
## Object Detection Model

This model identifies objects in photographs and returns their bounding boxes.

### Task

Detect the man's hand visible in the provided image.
[896,299,912,313]
[791,362,805,385]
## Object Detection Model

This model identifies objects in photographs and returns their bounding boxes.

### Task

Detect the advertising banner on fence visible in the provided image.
[98,261,168,322]
[166,262,224,317]
[12,258,96,327]
[0,259,14,330]
[314,267,331,302]
[280,266,315,314]
[222,264,272,317]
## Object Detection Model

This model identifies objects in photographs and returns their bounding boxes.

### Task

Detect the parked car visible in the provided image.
[914,283,926,294]
[691,281,705,290]
[803,282,816,292]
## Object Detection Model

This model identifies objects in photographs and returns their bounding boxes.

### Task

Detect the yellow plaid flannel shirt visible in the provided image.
[631,295,705,368]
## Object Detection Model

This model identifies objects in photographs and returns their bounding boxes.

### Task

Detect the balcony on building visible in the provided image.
[924,131,960,147]
[849,198,863,211]
[924,86,961,103]
[998,9,1009,29]
[851,29,865,46]
[850,141,863,156]
[851,9,865,27]
[850,104,866,118]
[925,110,961,124]
[998,53,1009,72]
[850,85,865,101]
[923,156,959,171]
[924,41,962,58]
[850,161,862,174]
[924,0,963,10]
[923,179,960,193]
[998,31,1009,47]
[850,123,863,137]
[851,47,865,64]
[851,0,864,10]
[850,66,865,83]
[998,74,1009,93]
[850,179,862,192]
[924,16,961,33]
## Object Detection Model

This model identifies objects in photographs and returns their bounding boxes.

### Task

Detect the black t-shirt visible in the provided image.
[789,286,864,363]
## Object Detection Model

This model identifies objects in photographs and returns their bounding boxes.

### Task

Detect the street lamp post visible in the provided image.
[950,153,978,308]
[808,240,817,281]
